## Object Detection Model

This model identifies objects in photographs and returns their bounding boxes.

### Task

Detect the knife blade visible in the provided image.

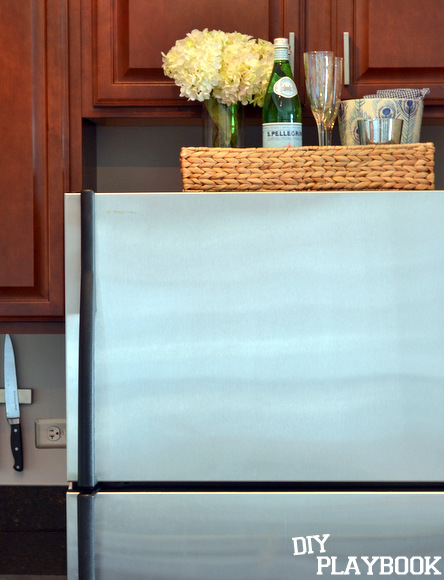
[4,335,23,471]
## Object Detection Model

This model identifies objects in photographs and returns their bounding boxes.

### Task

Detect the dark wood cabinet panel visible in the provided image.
[82,0,284,117]
[0,0,68,332]
[81,0,444,119]
[293,0,444,113]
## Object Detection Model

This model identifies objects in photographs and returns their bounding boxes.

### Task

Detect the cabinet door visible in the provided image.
[0,0,67,331]
[81,0,283,117]
[296,0,444,111]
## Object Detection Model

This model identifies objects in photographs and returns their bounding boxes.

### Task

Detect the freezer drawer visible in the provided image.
[65,191,444,482]
[67,491,444,580]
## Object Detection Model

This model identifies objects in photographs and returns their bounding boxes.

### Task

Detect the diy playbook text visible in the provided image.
[292,534,442,576]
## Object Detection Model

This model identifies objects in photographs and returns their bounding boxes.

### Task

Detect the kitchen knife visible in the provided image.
[4,335,23,471]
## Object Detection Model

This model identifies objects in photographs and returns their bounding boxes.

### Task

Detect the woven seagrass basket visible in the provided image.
[180,143,435,192]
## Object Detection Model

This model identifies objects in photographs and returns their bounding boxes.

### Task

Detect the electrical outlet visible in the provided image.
[35,418,67,449]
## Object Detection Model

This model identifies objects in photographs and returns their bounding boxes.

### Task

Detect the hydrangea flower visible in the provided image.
[162,29,274,106]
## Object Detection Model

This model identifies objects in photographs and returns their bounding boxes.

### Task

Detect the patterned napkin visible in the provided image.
[363,88,430,99]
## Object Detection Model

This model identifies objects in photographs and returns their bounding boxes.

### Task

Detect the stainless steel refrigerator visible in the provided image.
[65,189,444,579]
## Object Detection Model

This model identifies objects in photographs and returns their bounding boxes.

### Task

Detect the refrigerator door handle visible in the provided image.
[78,491,96,580]
[78,189,96,489]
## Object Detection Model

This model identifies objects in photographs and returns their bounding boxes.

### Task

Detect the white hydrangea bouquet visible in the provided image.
[162,29,274,146]
[162,29,273,106]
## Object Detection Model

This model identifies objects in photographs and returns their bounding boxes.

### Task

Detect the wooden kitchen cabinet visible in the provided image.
[288,0,444,116]
[82,0,444,120]
[80,0,284,118]
[0,0,69,332]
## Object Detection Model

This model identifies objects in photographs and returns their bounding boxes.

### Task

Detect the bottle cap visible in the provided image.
[274,38,289,47]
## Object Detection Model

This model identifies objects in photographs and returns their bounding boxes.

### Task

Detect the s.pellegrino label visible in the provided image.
[262,37,302,148]
[263,122,302,147]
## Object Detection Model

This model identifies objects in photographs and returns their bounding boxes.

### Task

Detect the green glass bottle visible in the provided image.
[262,38,302,147]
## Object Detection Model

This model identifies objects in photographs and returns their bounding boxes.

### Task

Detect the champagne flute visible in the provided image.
[325,57,343,146]
[303,51,335,146]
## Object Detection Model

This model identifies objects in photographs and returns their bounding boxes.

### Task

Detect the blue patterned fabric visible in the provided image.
[364,88,430,99]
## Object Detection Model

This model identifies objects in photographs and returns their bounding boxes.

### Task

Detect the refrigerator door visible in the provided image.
[65,191,444,482]
[67,491,444,580]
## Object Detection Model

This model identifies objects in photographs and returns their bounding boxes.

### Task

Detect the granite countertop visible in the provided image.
[0,577,66,580]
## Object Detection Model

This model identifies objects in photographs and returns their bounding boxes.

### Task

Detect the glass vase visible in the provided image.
[202,97,244,147]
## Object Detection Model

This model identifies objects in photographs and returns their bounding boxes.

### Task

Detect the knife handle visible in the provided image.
[10,423,23,472]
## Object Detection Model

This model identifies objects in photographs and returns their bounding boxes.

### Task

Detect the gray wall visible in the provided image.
[0,335,66,484]
[95,124,444,192]
[2,122,443,486]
